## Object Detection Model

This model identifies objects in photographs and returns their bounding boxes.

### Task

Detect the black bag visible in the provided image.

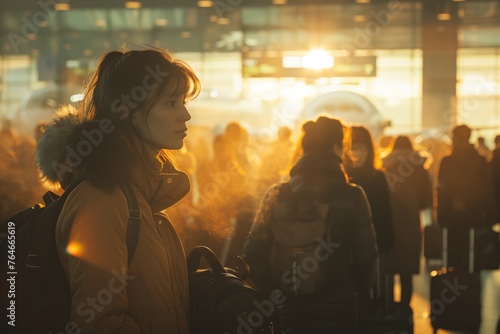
[430,228,481,333]
[0,179,140,334]
[187,246,273,334]
[359,255,414,334]
[269,183,333,296]
[424,224,442,261]
[475,225,500,270]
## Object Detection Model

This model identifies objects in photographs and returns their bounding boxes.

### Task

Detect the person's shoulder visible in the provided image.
[373,169,388,181]
[339,181,367,199]
[439,155,452,166]
[73,180,124,200]
[64,180,128,215]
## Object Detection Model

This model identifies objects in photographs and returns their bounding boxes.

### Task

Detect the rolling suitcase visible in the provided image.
[424,224,442,261]
[430,228,481,333]
[359,254,414,334]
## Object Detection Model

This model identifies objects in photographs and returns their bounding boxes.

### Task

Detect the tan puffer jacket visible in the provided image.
[37,114,191,333]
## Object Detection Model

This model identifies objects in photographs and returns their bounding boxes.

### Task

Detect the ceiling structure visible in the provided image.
[0,0,499,57]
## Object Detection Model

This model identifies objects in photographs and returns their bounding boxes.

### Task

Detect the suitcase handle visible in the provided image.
[442,227,476,273]
[187,246,226,275]
[469,228,475,274]
[442,227,448,268]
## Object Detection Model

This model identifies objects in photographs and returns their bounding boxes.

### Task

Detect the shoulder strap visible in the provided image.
[120,182,141,265]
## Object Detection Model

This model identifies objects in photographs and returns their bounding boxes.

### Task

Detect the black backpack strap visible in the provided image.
[120,183,141,265]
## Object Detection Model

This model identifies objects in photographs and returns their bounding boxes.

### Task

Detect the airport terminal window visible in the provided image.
[0,56,32,119]
[58,10,109,32]
[457,47,500,142]
[0,1,499,137]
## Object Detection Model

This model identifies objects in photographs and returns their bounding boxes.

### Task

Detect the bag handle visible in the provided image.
[187,246,226,275]
[442,227,448,268]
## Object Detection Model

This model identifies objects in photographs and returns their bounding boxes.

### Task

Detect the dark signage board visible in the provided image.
[243,55,377,78]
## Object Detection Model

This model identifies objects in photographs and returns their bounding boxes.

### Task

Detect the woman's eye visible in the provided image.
[166,101,176,107]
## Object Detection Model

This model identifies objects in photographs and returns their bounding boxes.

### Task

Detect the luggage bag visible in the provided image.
[429,228,481,333]
[187,246,273,334]
[359,255,414,334]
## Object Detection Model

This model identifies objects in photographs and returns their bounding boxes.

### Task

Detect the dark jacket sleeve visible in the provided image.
[479,160,497,227]
[437,157,451,227]
[491,152,500,222]
[349,185,379,291]
[373,171,394,253]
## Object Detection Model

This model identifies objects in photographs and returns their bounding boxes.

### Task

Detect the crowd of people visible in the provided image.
[1,47,499,333]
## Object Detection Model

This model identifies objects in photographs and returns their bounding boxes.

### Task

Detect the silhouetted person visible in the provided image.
[382,136,433,307]
[347,126,394,254]
[257,126,295,196]
[345,126,394,316]
[477,136,493,162]
[243,116,378,333]
[437,125,497,271]
[491,135,500,223]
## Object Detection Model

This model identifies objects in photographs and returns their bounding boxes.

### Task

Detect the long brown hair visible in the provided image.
[82,48,200,124]
[80,47,201,162]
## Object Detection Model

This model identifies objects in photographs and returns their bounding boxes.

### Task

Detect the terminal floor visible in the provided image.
[399,257,500,334]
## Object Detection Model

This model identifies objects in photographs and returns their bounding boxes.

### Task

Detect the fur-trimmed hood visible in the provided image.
[36,112,190,211]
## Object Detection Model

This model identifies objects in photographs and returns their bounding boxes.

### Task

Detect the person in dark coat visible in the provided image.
[382,136,433,307]
[242,117,379,334]
[491,135,500,223]
[345,125,394,317]
[346,126,394,253]
[437,125,497,271]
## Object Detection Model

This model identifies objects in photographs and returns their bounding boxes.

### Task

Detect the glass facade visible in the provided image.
[1,1,500,140]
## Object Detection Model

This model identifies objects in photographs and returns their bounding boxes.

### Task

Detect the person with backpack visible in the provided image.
[34,48,201,333]
[242,116,379,334]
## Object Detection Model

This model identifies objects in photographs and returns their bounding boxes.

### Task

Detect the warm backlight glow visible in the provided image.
[67,242,83,257]
[282,50,334,70]
[198,0,214,7]
[437,13,451,21]
[125,2,142,9]
[55,3,70,11]
[303,50,334,70]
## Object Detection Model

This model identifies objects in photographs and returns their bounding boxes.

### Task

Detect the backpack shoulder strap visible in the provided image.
[120,182,141,265]
[41,178,141,266]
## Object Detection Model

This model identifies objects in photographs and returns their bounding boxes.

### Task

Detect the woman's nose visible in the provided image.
[182,106,192,121]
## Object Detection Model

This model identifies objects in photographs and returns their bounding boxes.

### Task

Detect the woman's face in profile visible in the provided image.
[134,93,191,150]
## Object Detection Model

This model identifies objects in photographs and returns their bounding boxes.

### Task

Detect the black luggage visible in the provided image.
[430,228,481,333]
[424,224,442,262]
[187,246,273,334]
[359,255,414,334]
